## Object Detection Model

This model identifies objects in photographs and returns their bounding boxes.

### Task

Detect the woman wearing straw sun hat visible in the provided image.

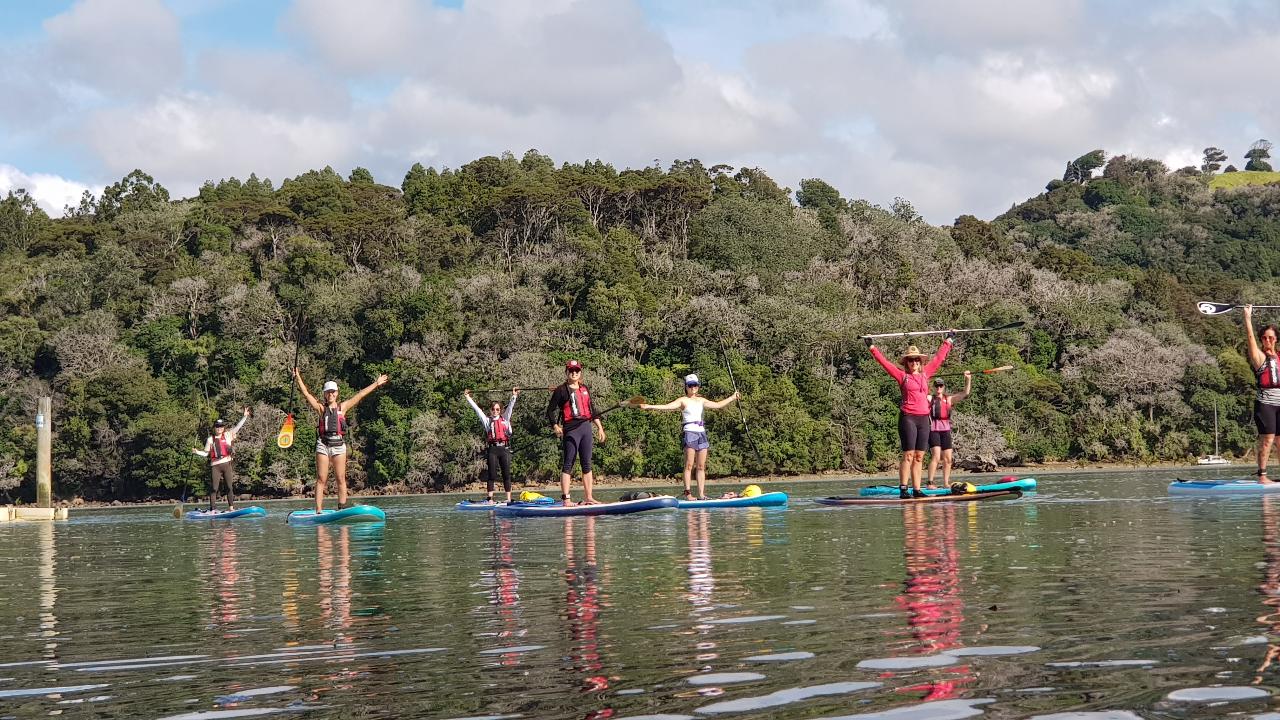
[639,373,739,500]
[866,334,954,498]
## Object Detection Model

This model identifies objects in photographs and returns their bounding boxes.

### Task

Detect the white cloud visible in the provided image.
[0,164,101,217]
[197,49,351,116]
[43,0,182,98]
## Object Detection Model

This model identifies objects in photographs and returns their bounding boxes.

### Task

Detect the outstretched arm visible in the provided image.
[704,392,740,410]
[504,390,518,423]
[1246,305,1265,368]
[342,374,389,412]
[923,336,954,376]
[192,436,212,457]
[294,369,323,414]
[229,407,250,439]
[464,390,491,429]
[640,397,685,412]
[868,344,906,382]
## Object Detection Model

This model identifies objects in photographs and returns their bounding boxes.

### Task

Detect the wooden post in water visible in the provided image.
[36,396,51,509]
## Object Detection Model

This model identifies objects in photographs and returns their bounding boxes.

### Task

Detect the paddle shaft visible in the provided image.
[861,321,1025,340]
[719,339,763,466]
[286,315,303,415]
[935,365,1014,379]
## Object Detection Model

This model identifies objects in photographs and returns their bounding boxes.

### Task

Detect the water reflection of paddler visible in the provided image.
[893,504,973,700]
[317,526,354,635]
[1255,497,1280,682]
[563,517,613,698]
[488,515,526,667]
[203,525,245,632]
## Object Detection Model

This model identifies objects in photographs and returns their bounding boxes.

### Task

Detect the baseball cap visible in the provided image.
[213,418,227,428]
[565,360,583,371]
[322,381,339,392]
[684,374,700,386]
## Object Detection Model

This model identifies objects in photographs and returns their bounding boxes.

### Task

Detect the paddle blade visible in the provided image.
[621,395,647,407]
[982,365,1015,374]
[276,414,295,449]
[172,502,184,519]
[1196,301,1237,315]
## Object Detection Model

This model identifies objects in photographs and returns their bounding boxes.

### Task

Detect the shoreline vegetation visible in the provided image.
[1,147,1277,503]
[54,460,1238,509]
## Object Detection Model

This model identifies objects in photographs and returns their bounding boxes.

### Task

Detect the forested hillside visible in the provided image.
[0,148,1275,500]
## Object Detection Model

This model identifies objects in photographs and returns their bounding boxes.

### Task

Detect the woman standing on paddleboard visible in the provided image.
[465,388,520,503]
[866,334,954,498]
[926,371,971,489]
[546,360,606,506]
[639,374,739,500]
[1245,305,1280,483]
[191,407,251,511]
[293,369,389,512]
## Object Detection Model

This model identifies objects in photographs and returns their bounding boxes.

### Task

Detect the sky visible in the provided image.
[1,0,1277,223]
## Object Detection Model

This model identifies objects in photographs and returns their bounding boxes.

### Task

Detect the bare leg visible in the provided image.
[941,449,954,486]
[682,448,695,497]
[898,455,911,488]
[315,453,330,513]
[695,449,708,499]
[582,471,596,503]
[334,453,349,506]
[910,451,925,491]
[1262,434,1277,482]
[560,472,573,504]
[927,447,941,487]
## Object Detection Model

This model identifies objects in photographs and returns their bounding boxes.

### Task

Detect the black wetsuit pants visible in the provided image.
[486,444,512,493]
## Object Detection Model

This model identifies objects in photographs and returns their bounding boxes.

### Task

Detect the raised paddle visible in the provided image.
[935,365,1015,379]
[860,321,1025,340]
[1196,301,1280,316]
[277,315,303,449]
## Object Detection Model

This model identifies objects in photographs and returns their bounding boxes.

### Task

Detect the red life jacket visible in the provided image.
[209,435,232,463]
[562,384,593,423]
[930,394,951,421]
[318,406,347,442]
[488,417,510,443]
[1260,355,1280,389]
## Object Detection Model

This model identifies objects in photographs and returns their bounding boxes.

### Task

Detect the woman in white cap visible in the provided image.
[191,407,251,511]
[293,369,389,513]
[865,335,954,498]
[639,374,739,500]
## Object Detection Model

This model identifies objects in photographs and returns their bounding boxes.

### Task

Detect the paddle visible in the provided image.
[860,321,1025,340]
[935,365,1015,380]
[277,316,303,449]
[1196,301,1280,316]
[719,338,763,466]
[471,387,554,394]
[172,483,187,519]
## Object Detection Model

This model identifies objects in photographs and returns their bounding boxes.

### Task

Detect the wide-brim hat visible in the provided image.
[900,345,927,361]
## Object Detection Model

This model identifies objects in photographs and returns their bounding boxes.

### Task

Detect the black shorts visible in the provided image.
[1256,400,1280,436]
[898,413,930,452]
[929,430,953,450]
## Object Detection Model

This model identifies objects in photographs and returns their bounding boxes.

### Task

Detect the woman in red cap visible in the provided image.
[639,373,739,499]
[293,369,389,512]
[546,360,605,505]
[866,334,954,498]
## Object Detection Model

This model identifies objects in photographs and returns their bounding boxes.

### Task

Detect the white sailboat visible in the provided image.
[1198,399,1230,465]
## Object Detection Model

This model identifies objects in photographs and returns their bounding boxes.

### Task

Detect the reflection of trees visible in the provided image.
[894,505,972,700]
[1255,498,1280,683]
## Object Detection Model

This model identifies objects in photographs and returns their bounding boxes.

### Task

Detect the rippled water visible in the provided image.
[6,469,1280,719]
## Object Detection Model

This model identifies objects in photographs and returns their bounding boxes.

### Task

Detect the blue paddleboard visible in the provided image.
[287,505,386,525]
[676,491,789,508]
[455,497,555,511]
[858,477,1037,497]
[1168,479,1280,496]
[184,506,267,520]
[495,496,678,518]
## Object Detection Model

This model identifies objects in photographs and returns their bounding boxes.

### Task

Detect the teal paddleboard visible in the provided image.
[858,477,1037,497]
[676,492,788,508]
[287,505,386,525]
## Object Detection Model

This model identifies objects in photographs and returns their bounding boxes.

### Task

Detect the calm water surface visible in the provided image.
[4,469,1280,719]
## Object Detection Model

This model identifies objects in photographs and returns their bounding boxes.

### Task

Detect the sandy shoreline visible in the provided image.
[38,459,1243,512]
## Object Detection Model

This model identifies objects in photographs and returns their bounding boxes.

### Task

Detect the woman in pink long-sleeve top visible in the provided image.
[866,333,954,498]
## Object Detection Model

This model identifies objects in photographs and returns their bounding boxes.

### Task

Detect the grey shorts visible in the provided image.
[315,441,347,457]
[682,431,710,451]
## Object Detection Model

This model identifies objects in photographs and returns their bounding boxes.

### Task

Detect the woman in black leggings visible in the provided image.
[465,388,519,502]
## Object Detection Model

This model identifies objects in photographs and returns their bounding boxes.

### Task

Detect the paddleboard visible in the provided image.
[184,506,267,520]
[495,496,678,518]
[1168,479,1280,495]
[676,491,789,508]
[287,505,386,525]
[455,497,555,511]
[814,489,1023,506]
[858,477,1037,497]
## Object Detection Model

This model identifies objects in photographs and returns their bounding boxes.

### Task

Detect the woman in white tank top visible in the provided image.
[639,374,740,499]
